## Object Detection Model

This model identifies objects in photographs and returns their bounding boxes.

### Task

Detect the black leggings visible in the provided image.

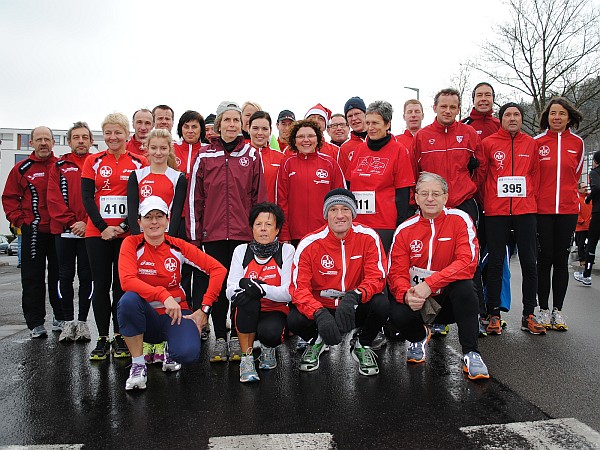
[287,293,389,346]
[485,214,537,316]
[56,236,93,322]
[389,279,479,354]
[235,299,287,348]
[537,214,577,310]
[583,212,600,277]
[85,237,123,336]
[574,230,588,262]
[202,240,246,340]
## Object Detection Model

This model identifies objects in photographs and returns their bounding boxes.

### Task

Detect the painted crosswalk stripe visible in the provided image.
[461,418,600,449]
[208,432,335,449]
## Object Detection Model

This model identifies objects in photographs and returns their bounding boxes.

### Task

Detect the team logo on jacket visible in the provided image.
[248,271,259,280]
[175,157,181,167]
[410,240,423,253]
[321,254,335,269]
[356,156,389,175]
[239,157,249,167]
[494,151,505,169]
[538,145,550,157]
[348,151,355,161]
[428,139,435,145]
[164,257,178,272]
[456,136,464,143]
[140,185,153,197]
[99,166,112,177]
[316,168,329,179]
[27,172,45,181]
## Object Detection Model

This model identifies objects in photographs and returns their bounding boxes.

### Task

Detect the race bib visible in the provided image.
[497,176,526,198]
[353,191,376,214]
[100,196,127,219]
[409,266,435,286]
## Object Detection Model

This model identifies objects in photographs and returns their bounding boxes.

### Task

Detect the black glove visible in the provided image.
[239,277,266,300]
[335,291,360,333]
[314,309,342,346]
[231,289,254,307]
[467,155,480,175]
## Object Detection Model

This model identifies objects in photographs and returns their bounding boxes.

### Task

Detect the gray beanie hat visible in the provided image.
[323,188,357,219]
[216,101,242,120]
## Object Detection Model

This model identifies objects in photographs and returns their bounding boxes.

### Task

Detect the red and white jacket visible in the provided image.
[387,208,479,303]
[338,132,366,177]
[481,128,539,216]
[258,146,285,204]
[47,152,89,235]
[411,120,485,208]
[2,151,58,233]
[126,136,146,157]
[276,151,345,241]
[291,223,387,319]
[395,129,416,150]
[119,234,227,313]
[462,108,501,140]
[174,141,204,176]
[535,129,584,215]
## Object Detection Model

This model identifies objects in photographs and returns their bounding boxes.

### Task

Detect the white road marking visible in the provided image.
[208,433,335,449]
[461,418,600,449]
[0,446,83,449]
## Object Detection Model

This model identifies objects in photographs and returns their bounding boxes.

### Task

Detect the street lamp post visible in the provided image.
[404,86,420,100]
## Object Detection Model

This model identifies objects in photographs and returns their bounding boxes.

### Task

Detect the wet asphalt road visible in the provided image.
[0,253,598,449]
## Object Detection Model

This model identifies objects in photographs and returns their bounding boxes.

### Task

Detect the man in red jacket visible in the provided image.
[461,82,501,140]
[387,172,489,380]
[338,96,368,176]
[47,121,94,342]
[126,109,154,156]
[2,126,63,338]
[396,99,425,149]
[288,189,388,376]
[480,103,544,335]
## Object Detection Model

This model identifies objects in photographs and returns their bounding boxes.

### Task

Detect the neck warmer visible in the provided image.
[249,238,280,259]
[367,134,391,151]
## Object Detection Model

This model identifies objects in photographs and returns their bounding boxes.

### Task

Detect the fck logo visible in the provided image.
[410,240,423,253]
[164,257,178,272]
[140,185,153,197]
[100,166,112,178]
[321,254,335,269]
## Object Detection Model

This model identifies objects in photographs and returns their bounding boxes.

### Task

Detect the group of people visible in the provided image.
[2,84,597,391]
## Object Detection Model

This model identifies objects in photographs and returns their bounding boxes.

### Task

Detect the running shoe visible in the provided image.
[112,335,131,358]
[352,345,379,376]
[486,315,502,335]
[258,344,277,370]
[406,327,431,364]
[210,338,228,362]
[58,320,77,342]
[521,314,547,335]
[52,318,65,332]
[462,351,490,380]
[152,341,166,364]
[90,336,110,360]
[162,343,182,372]
[551,308,568,331]
[201,326,210,341]
[573,272,592,286]
[296,336,309,351]
[536,308,551,329]
[125,363,148,391]
[143,342,155,364]
[228,337,242,361]
[370,331,388,350]
[74,321,91,341]
[240,355,260,383]
[430,323,449,336]
[299,341,326,372]
[478,317,488,337]
[30,325,47,339]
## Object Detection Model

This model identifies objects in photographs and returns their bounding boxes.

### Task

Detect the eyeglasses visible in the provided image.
[295,134,317,140]
[328,123,348,129]
[416,191,446,198]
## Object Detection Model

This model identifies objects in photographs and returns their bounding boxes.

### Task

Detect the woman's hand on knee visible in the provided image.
[183,310,208,333]
[164,296,182,325]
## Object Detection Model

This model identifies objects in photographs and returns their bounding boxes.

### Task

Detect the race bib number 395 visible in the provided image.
[100,196,127,219]
[497,176,526,198]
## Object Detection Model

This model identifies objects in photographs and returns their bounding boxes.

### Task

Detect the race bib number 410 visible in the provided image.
[497,176,526,198]
[100,196,127,219]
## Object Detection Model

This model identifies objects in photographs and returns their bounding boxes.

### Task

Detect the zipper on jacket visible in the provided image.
[427,219,435,271]
[510,134,515,215]
[187,143,192,174]
[225,156,230,239]
[555,132,562,214]
[341,239,347,292]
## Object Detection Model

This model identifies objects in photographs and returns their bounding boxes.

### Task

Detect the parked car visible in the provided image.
[0,236,9,253]
[7,240,19,256]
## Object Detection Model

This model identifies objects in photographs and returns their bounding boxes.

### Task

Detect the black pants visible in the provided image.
[235,299,287,348]
[374,228,395,254]
[537,214,578,310]
[55,236,93,322]
[202,240,246,340]
[583,212,600,277]
[389,279,479,354]
[287,293,389,346]
[455,198,486,316]
[85,237,123,336]
[486,214,537,316]
[181,264,208,311]
[574,230,588,262]
[20,225,61,329]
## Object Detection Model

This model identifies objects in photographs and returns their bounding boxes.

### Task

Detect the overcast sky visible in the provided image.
[1,0,510,135]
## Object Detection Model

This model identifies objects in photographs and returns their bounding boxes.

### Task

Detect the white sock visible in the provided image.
[132,355,145,365]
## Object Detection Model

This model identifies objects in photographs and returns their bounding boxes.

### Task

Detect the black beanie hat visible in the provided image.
[498,102,524,122]
[344,96,366,117]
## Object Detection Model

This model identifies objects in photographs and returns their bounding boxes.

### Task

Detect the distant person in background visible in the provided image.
[153,105,175,133]
[47,121,94,342]
[574,181,592,268]
[339,96,368,175]
[174,111,205,177]
[241,101,262,141]
[461,82,500,140]
[126,109,154,156]
[2,126,63,338]
[327,114,350,147]
[304,103,339,160]
[395,99,424,149]
[275,109,295,153]
[249,111,284,204]
[204,114,217,143]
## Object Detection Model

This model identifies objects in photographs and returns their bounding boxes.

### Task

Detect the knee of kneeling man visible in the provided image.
[169,345,200,365]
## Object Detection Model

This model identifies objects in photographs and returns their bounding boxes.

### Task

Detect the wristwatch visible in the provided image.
[200,304,212,316]
[119,221,129,232]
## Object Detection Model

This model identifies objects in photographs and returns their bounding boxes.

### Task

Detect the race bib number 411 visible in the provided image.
[100,196,127,219]
[353,191,376,214]
[497,176,526,198]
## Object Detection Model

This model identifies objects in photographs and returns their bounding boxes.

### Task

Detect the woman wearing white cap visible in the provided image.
[187,101,267,363]
[118,196,227,390]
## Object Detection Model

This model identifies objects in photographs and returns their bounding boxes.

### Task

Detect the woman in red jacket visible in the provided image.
[535,97,584,331]
[118,196,226,390]
[249,111,284,204]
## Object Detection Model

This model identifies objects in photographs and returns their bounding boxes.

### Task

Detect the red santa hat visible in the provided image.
[304,103,332,126]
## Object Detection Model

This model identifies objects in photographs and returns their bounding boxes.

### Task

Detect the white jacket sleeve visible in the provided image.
[226,244,247,301]
[262,243,294,303]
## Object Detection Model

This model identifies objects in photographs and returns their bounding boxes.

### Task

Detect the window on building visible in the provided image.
[17,134,30,150]
[15,154,28,164]
[0,133,14,141]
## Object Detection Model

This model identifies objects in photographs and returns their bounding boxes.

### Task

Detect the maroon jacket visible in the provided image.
[186,136,267,244]
[47,152,90,234]
[2,151,58,233]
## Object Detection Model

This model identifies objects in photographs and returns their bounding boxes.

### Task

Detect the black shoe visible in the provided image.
[112,335,131,358]
[90,336,110,360]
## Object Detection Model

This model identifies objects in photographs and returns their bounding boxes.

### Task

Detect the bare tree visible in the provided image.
[449,61,473,120]
[470,0,600,137]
